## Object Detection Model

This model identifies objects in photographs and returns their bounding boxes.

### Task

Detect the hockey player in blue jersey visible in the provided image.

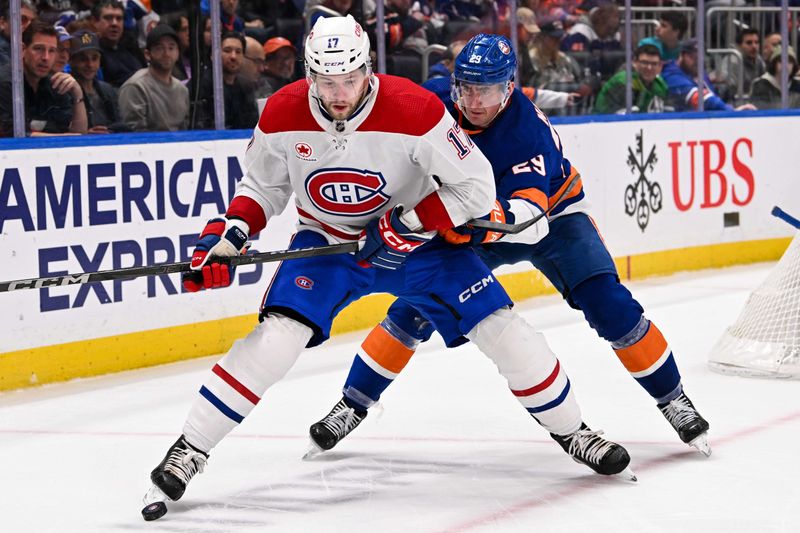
[142,19,635,521]
[308,33,711,460]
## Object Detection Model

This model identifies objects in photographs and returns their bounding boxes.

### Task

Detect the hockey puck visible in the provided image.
[141,501,167,521]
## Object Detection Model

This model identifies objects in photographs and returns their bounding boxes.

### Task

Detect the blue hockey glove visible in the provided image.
[182,217,250,292]
[356,206,433,270]
[440,199,514,246]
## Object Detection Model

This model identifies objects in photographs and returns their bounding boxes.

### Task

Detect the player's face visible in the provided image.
[455,81,510,128]
[313,69,370,120]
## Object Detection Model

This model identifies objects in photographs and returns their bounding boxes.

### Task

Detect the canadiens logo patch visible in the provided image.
[295,276,314,289]
[498,41,510,55]
[305,168,390,217]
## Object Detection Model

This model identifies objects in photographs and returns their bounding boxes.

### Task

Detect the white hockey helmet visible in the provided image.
[304,15,371,77]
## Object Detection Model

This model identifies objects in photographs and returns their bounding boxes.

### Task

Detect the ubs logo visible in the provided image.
[625,129,663,232]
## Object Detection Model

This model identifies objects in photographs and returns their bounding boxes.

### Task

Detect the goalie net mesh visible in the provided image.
[708,233,800,378]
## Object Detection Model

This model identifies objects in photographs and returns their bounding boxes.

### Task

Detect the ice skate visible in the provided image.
[141,435,208,520]
[304,398,367,459]
[551,423,637,481]
[658,392,711,456]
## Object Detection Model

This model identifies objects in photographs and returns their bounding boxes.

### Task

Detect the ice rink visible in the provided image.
[2,262,799,533]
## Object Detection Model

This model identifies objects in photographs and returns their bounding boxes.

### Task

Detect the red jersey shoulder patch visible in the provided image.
[258,80,322,134]
[359,74,444,136]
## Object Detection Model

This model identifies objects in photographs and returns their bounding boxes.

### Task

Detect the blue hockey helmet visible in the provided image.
[452,34,517,86]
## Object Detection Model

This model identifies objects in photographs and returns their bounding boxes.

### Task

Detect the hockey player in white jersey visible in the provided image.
[141,16,634,521]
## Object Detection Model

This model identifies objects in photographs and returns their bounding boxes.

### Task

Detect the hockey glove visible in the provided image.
[440,199,514,246]
[182,217,250,292]
[356,205,434,270]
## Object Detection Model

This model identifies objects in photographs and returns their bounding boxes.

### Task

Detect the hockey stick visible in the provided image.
[466,171,582,234]
[0,242,359,293]
[772,206,800,230]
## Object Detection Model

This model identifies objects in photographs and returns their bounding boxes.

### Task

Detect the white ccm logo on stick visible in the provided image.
[8,274,91,291]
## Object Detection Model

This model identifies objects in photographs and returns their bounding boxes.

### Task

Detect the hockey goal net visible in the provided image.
[708,232,800,378]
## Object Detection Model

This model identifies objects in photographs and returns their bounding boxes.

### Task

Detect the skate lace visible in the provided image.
[164,447,207,485]
[566,429,615,465]
[661,395,698,430]
[321,403,362,438]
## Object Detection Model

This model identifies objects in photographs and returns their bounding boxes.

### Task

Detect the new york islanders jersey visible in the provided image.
[226,75,496,242]
[423,77,586,219]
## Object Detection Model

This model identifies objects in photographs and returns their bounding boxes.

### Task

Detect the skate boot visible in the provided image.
[305,398,367,459]
[150,435,208,501]
[658,391,711,456]
[551,423,636,481]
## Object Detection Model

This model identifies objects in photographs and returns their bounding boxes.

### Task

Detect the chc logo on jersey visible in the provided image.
[305,167,390,217]
[498,41,510,55]
[295,142,313,159]
[295,276,314,290]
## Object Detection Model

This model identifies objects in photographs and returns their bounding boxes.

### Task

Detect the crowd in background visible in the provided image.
[1,0,799,137]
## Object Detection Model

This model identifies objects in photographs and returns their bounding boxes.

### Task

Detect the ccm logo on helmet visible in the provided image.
[458,275,496,303]
[305,168,390,217]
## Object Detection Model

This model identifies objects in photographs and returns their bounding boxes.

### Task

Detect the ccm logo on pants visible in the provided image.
[458,275,496,303]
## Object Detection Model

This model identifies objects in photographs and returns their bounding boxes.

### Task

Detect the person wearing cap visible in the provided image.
[0,20,87,136]
[118,23,189,131]
[69,29,123,133]
[527,20,585,114]
[195,31,259,129]
[262,36,296,96]
[750,45,800,109]
[661,38,755,112]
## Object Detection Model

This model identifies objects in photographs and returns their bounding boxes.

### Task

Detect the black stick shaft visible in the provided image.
[0,243,359,293]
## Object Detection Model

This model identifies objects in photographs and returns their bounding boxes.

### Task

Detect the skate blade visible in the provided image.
[302,439,326,461]
[688,433,712,457]
[142,484,169,505]
[615,466,638,482]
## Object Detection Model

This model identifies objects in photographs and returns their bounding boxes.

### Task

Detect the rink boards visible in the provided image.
[1,111,798,390]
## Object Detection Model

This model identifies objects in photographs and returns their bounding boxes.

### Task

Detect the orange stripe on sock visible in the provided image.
[361,325,415,374]
[614,322,669,373]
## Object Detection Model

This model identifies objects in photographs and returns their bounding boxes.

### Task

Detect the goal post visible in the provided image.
[708,211,800,379]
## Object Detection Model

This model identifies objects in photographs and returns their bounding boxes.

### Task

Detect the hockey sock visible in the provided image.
[611,316,682,403]
[342,319,419,412]
[183,313,313,452]
[467,307,581,436]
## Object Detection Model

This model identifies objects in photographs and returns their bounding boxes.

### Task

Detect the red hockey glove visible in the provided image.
[182,217,250,292]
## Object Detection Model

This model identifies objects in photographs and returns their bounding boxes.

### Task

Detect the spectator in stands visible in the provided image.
[0,0,37,66]
[52,30,70,72]
[562,3,622,80]
[69,29,123,133]
[304,0,354,29]
[241,35,268,98]
[162,11,191,84]
[0,21,87,136]
[594,43,667,114]
[750,45,800,109]
[527,21,583,93]
[364,0,428,56]
[118,23,188,131]
[714,28,765,102]
[427,39,466,79]
[197,31,259,129]
[639,11,687,62]
[762,32,781,64]
[93,0,145,86]
[662,39,756,112]
[261,36,295,97]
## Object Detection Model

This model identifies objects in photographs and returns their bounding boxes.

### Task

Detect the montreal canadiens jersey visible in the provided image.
[423,77,586,218]
[227,74,496,242]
